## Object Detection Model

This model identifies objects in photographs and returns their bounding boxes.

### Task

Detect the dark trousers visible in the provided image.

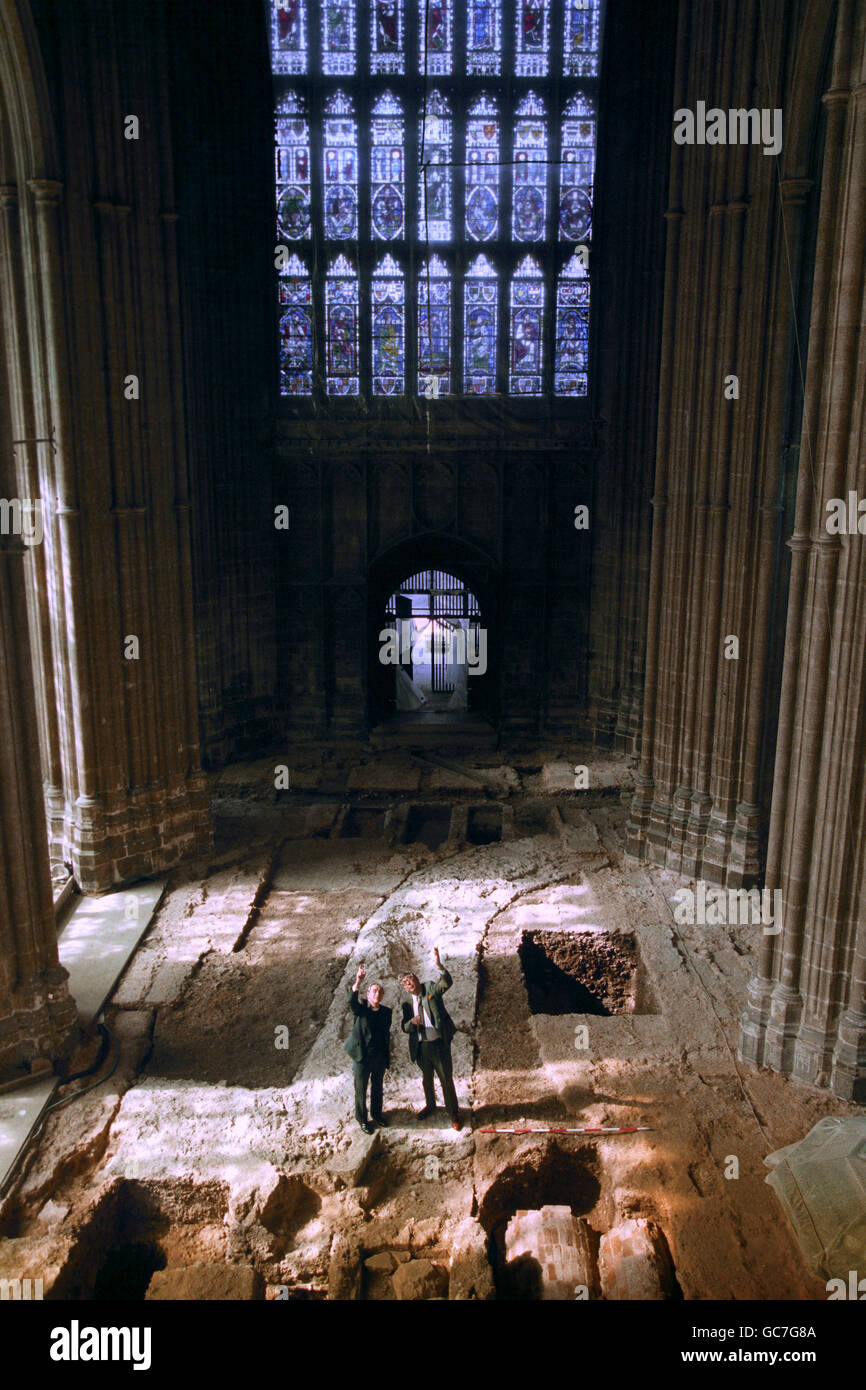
[417,1038,458,1116]
[352,1057,386,1124]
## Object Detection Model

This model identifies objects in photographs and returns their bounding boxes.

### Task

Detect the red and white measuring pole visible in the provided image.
[478,1126,652,1135]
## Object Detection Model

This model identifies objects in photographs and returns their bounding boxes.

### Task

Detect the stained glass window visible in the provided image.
[275,92,310,242]
[513,94,547,243]
[419,1,452,76]
[326,254,359,395]
[564,0,602,77]
[465,96,499,242]
[466,1,501,76]
[322,0,356,75]
[464,255,498,395]
[371,93,405,240]
[515,1,549,77]
[510,256,544,395]
[270,0,604,400]
[372,255,405,395]
[555,252,589,397]
[418,91,451,243]
[279,254,313,395]
[324,92,358,240]
[418,255,451,395]
[371,1,404,74]
[271,0,307,75]
[559,94,595,242]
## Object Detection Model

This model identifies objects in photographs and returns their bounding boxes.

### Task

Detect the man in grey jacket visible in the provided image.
[401,947,461,1130]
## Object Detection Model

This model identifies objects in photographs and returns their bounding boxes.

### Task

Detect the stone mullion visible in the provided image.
[654,198,711,858]
[27,180,103,839]
[93,200,148,805]
[142,172,194,795]
[687,0,749,852]
[796,545,866,1084]
[627,0,692,846]
[697,197,749,875]
[626,185,683,852]
[687,0,754,871]
[0,522,77,1081]
[160,202,206,789]
[128,29,183,800]
[765,88,849,888]
[760,82,856,1074]
[740,80,851,1066]
[675,203,726,874]
[21,182,83,854]
[787,82,866,1084]
[729,179,813,886]
[0,183,67,865]
[118,199,165,799]
[655,4,719,858]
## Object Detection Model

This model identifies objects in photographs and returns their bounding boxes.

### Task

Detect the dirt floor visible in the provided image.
[0,741,861,1300]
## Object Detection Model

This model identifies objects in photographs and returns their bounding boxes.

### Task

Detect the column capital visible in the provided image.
[0,183,19,211]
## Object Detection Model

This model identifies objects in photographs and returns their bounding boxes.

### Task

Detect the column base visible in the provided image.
[738,972,775,1067]
[0,966,79,1085]
[830,1010,866,1101]
[68,772,212,893]
[762,983,803,1074]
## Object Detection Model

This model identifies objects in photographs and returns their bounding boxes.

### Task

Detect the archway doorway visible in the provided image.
[367,537,499,740]
[383,569,483,714]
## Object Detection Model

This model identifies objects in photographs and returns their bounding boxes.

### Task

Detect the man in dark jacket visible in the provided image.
[344,965,392,1134]
[401,946,461,1130]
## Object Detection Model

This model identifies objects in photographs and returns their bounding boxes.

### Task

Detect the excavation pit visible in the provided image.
[341,807,387,839]
[512,801,552,837]
[519,929,640,1016]
[478,1145,603,1299]
[466,806,502,845]
[404,804,452,849]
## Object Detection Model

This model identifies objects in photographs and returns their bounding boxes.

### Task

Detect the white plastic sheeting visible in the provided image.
[764,1116,866,1280]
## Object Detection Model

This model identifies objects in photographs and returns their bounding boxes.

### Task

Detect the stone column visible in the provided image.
[740,10,866,1098]
[627,0,830,889]
[0,182,68,870]
[0,492,77,1081]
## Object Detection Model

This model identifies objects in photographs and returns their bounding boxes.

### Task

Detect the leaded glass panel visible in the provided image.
[372,255,405,394]
[510,256,544,395]
[326,254,359,394]
[465,96,499,242]
[464,254,498,394]
[279,254,313,395]
[418,255,451,394]
[324,92,358,239]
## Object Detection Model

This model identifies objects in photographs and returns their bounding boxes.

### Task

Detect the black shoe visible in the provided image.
[359,1121,375,1134]
[372,1115,389,1127]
